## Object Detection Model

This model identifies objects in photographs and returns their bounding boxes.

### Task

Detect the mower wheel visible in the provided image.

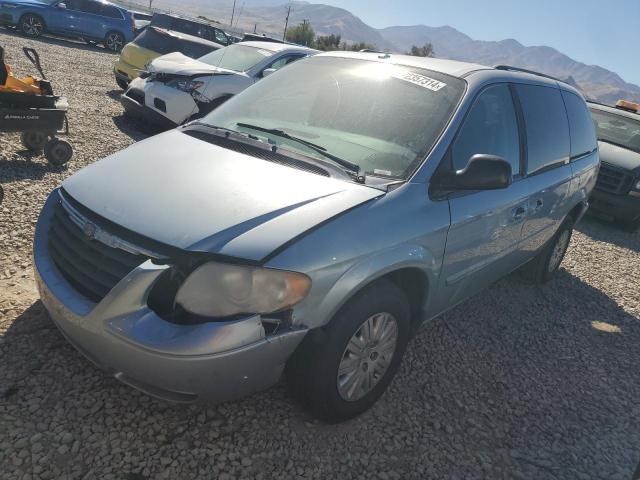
[21,131,48,152]
[44,139,73,166]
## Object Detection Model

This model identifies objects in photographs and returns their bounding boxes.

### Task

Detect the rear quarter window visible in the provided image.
[561,91,597,158]
[135,29,178,55]
[515,84,570,175]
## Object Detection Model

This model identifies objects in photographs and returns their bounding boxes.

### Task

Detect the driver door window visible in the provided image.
[452,84,520,176]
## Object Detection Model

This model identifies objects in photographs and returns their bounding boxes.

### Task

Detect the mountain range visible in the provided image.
[129,0,639,104]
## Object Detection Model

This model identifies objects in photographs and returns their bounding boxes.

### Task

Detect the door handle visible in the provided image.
[513,206,527,220]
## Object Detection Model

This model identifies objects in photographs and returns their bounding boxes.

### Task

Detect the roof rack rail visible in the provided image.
[493,65,564,83]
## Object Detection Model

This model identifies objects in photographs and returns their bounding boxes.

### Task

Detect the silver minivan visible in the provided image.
[34,52,599,422]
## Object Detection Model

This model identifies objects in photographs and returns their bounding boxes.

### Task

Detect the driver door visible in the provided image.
[46,0,77,34]
[436,83,530,308]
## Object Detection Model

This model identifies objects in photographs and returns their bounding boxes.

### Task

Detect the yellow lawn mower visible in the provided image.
[0,46,73,165]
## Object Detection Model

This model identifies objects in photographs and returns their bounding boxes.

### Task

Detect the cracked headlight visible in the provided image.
[175,262,311,317]
[167,78,205,93]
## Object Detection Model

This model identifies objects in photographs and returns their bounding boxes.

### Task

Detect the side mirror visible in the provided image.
[442,154,512,190]
[57,2,67,8]
[262,68,277,78]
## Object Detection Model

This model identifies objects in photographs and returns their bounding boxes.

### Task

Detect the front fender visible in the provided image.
[294,243,438,330]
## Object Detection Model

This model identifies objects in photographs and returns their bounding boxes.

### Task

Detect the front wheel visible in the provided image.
[20,14,45,37]
[286,279,411,423]
[520,218,574,284]
[104,31,125,52]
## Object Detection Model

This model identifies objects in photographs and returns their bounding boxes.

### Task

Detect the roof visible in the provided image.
[588,101,640,121]
[238,41,317,54]
[316,51,489,77]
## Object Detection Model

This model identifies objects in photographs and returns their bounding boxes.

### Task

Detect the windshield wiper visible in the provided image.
[236,122,361,174]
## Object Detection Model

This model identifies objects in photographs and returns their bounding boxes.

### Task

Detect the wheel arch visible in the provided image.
[304,244,436,333]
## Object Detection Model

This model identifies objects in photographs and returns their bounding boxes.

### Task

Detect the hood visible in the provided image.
[599,141,640,173]
[62,130,382,262]
[149,52,236,77]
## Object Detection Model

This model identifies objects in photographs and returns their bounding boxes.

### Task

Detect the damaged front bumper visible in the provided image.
[33,194,307,403]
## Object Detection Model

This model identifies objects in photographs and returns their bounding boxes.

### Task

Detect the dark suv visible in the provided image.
[588,100,640,231]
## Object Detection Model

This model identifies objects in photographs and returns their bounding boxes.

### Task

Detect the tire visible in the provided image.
[44,139,73,166]
[286,278,411,423]
[21,131,48,152]
[104,31,125,52]
[20,13,45,38]
[520,218,574,284]
[116,77,129,90]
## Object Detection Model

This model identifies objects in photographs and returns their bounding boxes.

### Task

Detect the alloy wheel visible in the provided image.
[106,33,123,51]
[337,312,398,402]
[22,16,43,36]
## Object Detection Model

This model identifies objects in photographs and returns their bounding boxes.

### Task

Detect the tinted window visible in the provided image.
[64,0,85,11]
[178,40,217,59]
[515,84,570,174]
[80,0,101,14]
[134,28,178,54]
[561,91,597,158]
[102,6,123,19]
[452,84,520,175]
[214,29,229,45]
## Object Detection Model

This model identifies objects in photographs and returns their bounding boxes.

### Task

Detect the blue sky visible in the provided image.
[319,0,640,86]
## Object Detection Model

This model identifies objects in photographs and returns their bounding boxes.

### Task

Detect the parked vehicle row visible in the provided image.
[121,41,316,127]
[33,53,599,422]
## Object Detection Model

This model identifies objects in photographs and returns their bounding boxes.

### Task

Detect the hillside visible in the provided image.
[121,0,639,103]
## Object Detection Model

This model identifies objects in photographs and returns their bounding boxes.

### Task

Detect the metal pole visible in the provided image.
[283,3,291,41]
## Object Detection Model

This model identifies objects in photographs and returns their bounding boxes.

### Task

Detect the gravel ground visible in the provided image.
[1,29,640,480]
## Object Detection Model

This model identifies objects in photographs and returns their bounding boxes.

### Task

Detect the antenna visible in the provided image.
[283,3,292,41]
[234,2,245,28]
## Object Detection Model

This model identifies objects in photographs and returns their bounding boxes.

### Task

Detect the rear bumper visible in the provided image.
[589,188,640,223]
[34,191,308,403]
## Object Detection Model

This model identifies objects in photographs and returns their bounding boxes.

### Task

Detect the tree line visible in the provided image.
[285,22,435,57]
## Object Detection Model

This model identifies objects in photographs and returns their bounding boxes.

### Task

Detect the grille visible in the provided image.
[48,198,150,302]
[595,163,635,195]
[185,130,330,178]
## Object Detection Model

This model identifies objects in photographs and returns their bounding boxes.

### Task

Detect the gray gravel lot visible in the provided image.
[1,29,640,480]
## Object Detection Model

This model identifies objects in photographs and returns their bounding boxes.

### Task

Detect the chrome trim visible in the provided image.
[57,190,163,259]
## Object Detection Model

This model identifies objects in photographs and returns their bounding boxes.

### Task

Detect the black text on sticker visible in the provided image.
[393,71,447,91]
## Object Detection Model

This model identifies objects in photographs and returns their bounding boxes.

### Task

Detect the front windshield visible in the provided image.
[201,56,465,179]
[198,45,275,72]
[591,109,640,153]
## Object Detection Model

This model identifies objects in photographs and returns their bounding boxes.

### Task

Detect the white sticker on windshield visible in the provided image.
[392,71,447,91]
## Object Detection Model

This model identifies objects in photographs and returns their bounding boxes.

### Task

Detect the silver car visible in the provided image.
[34,53,599,422]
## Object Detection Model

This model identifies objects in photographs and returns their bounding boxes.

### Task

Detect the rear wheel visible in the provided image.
[286,279,411,423]
[104,31,125,52]
[20,14,45,37]
[21,131,48,152]
[520,218,574,284]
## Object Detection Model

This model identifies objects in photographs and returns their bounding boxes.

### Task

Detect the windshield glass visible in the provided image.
[201,56,465,179]
[198,45,275,72]
[591,109,640,153]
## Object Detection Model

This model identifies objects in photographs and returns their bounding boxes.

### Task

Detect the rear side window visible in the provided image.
[135,29,178,54]
[214,29,229,45]
[102,6,123,19]
[515,84,570,174]
[561,91,597,158]
[452,84,520,175]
